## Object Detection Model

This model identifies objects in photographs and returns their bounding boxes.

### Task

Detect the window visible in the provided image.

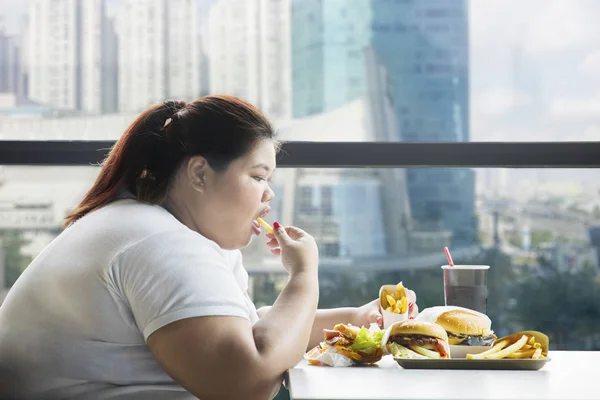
[1,165,599,350]
[2,0,600,355]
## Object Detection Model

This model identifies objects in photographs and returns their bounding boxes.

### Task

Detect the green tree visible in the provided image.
[318,270,397,309]
[512,258,600,350]
[251,274,287,308]
[531,230,553,249]
[1,230,32,288]
[318,267,445,312]
[506,234,521,248]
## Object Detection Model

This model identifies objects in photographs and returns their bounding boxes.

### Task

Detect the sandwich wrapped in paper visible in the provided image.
[415,306,495,346]
[304,323,384,367]
[382,320,450,359]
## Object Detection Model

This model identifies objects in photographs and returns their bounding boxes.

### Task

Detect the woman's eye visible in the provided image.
[253,176,266,182]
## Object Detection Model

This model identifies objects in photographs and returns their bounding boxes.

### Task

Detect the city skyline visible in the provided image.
[0,1,597,198]
[0,0,598,142]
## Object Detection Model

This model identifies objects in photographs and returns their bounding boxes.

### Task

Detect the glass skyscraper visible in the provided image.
[291,0,476,247]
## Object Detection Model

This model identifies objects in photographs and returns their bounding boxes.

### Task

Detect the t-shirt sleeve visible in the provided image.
[109,230,251,341]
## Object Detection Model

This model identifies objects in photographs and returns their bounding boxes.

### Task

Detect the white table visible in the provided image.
[286,351,597,400]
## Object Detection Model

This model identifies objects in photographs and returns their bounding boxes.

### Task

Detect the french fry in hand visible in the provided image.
[386,295,397,308]
[380,282,409,315]
[257,217,274,234]
[396,282,406,301]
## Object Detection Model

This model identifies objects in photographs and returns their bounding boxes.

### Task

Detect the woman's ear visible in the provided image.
[187,156,207,192]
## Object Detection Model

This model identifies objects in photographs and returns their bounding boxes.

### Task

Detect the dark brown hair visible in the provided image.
[64,95,276,227]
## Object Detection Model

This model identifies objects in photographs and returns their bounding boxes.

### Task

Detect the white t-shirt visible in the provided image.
[0,198,259,399]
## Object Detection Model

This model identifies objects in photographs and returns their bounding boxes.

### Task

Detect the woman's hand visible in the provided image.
[265,222,318,276]
[353,288,419,328]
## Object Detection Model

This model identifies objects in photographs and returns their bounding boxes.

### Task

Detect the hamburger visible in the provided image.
[383,320,450,359]
[305,323,384,365]
[416,306,495,346]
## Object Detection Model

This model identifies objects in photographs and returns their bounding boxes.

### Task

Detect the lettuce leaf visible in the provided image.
[350,327,385,354]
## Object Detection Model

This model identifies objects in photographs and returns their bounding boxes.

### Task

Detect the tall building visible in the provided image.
[293,171,386,258]
[0,32,22,94]
[291,0,372,118]
[101,16,119,114]
[208,0,291,120]
[117,0,201,113]
[291,0,476,247]
[26,0,116,114]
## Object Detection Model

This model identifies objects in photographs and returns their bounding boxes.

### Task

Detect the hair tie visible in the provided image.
[163,112,179,129]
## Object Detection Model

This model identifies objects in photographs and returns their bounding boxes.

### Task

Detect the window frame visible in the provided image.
[1,140,599,168]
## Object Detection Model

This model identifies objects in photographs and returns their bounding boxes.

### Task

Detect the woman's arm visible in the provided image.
[148,272,318,400]
[306,307,359,349]
[147,225,319,400]
[259,305,370,350]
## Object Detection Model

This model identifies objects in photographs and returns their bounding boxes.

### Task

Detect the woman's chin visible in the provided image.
[217,228,257,250]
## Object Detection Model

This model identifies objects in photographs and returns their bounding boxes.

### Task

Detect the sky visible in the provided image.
[469,0,600,142]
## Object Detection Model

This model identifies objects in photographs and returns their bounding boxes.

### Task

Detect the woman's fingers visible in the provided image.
[265,238,279,248]
[270,248,281,256]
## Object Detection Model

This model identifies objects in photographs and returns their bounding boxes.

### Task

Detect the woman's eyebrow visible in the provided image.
[251,163,272,172]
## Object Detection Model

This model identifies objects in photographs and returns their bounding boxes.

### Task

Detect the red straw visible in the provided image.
[444,247,454,267]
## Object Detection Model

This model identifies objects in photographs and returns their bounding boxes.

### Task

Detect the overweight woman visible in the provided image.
[0,96,418,399]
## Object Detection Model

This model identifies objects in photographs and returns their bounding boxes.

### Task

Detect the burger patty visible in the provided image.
[325,336,352,346]
[323,329,354,346]
[388,334,439,347]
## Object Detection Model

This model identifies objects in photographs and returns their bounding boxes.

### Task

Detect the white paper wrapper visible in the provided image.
[379,284,408,329]
[415,305,491,326]
[304,345,355,367]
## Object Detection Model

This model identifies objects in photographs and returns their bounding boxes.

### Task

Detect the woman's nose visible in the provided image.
[263,186,275,203]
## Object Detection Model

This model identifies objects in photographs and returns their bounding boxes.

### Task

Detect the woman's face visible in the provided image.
[173,139,276,250]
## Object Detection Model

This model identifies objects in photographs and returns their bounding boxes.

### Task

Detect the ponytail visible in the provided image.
[64,100,187,226]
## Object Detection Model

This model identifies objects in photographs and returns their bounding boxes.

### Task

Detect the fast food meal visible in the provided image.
[304,323,385,366]
[383,320,450,359]
[466,331,549,360]
[380,281,409,315]
[416,306,495,346]
[256,217,274,234]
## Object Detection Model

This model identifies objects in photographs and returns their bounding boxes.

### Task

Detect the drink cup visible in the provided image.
[441,265,489,314]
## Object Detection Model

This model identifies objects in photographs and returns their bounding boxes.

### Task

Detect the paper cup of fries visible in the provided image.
[379,282,409,329]
[465,331,549,360]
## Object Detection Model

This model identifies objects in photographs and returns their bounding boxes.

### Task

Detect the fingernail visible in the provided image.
[409,302,414,309]
[273,222,281,230]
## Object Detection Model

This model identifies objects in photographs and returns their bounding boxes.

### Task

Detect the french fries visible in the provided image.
[256,217,274,234]
[381,282,409,314]
[466,331,549,360]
